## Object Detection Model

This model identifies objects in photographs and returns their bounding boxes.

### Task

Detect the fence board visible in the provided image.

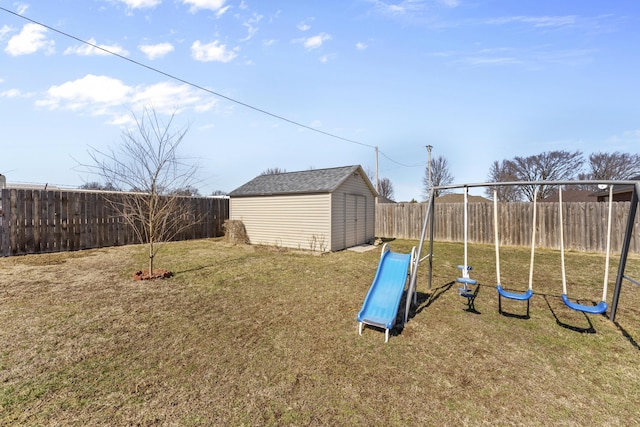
[0,190,229,257]
[376,201,640,254]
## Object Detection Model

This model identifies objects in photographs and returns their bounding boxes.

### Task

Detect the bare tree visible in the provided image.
[79,181,118,191]
[260,167,286,175]
[377,177,395,201]
[81,106,202,277]
[588,151,640,180]
[423,155,454,199]
[485,160,521,201]
[507,150,584,201]
[171,185,201,197]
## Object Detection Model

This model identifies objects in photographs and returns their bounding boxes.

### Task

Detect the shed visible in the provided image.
[228,165,377,251]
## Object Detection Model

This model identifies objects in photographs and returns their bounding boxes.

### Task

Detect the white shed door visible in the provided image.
[345,194,366,248]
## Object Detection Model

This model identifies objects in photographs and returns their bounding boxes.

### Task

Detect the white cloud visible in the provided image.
[139,42,175,59]
[319,54,333,63]
[262,39,277,47]
[367,0,458,19]
[356,42,368,50]
[368,0,420,16]
[117,0,161,9]
[0,24,11,40]
[64,38,129,56]
[432,45,595,69]
[5,23,55,56]
[191,40,237,62]
[214,5,231,17]
[485,15,578,28]
[36,75,132,111]
[302,33,331,50]
[15,3,29,15]
[0,88,22,98]
[241,13,263,42]
[297,17,314,31]
[182,0,228,14]
[0,88,35,98]
[130,81,211,114]
[34,74,217,124]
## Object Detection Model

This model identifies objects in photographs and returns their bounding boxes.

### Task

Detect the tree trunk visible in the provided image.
[148,238,154,275]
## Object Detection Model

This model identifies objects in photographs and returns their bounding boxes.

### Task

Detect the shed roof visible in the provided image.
[229,165,377,197]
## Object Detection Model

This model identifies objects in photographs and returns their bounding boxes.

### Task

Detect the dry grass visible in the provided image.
[1,238,639,426]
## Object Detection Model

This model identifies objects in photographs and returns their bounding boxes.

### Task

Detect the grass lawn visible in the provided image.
[1,238,639,426]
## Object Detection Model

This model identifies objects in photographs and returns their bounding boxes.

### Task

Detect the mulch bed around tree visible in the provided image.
[132,269,173,281]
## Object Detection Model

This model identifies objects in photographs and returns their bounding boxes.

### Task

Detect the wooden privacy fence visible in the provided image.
[0,189,229,257]
[376,202,640,254]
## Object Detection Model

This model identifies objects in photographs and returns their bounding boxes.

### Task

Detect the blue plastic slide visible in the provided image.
[357,244,413,342]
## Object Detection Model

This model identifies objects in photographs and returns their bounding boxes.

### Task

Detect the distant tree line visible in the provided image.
[421,150,640,202]
[82,148,636,205]
[486,150,640,201]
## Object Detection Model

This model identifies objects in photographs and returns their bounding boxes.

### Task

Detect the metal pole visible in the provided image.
[610,182,640,322]
[375,146,379,195]
[426,145,433,194]
[428,190,435,290]
[404,187,435,325]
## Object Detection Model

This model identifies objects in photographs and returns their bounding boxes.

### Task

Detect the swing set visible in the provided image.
[402,179,640,327]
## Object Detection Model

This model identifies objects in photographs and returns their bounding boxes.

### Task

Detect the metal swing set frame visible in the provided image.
[402,179,640,325]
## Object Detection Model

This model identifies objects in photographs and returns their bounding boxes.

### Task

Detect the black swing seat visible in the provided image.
[497,285,533,301]
[561,294,608,315]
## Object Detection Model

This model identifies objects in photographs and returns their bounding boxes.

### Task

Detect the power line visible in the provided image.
[379,151,424,168]
[0,6,424,168]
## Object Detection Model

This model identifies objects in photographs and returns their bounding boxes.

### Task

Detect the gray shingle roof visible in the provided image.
[229,165,374,197]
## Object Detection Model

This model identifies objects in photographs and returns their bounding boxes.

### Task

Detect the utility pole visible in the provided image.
[375,146,379,194]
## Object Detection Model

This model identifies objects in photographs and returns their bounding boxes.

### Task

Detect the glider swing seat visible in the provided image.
[494,188,535,315]
[559,185,613,315]
[456,187,478,307]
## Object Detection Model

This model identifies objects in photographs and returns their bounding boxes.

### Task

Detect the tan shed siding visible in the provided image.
[230,194,331,251]
[331,173,376,251]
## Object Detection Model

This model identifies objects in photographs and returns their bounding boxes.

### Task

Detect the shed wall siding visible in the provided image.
[331,173,376,251]
[230,194,332,251]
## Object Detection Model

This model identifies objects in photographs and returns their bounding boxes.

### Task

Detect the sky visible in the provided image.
[1,0,639,201]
